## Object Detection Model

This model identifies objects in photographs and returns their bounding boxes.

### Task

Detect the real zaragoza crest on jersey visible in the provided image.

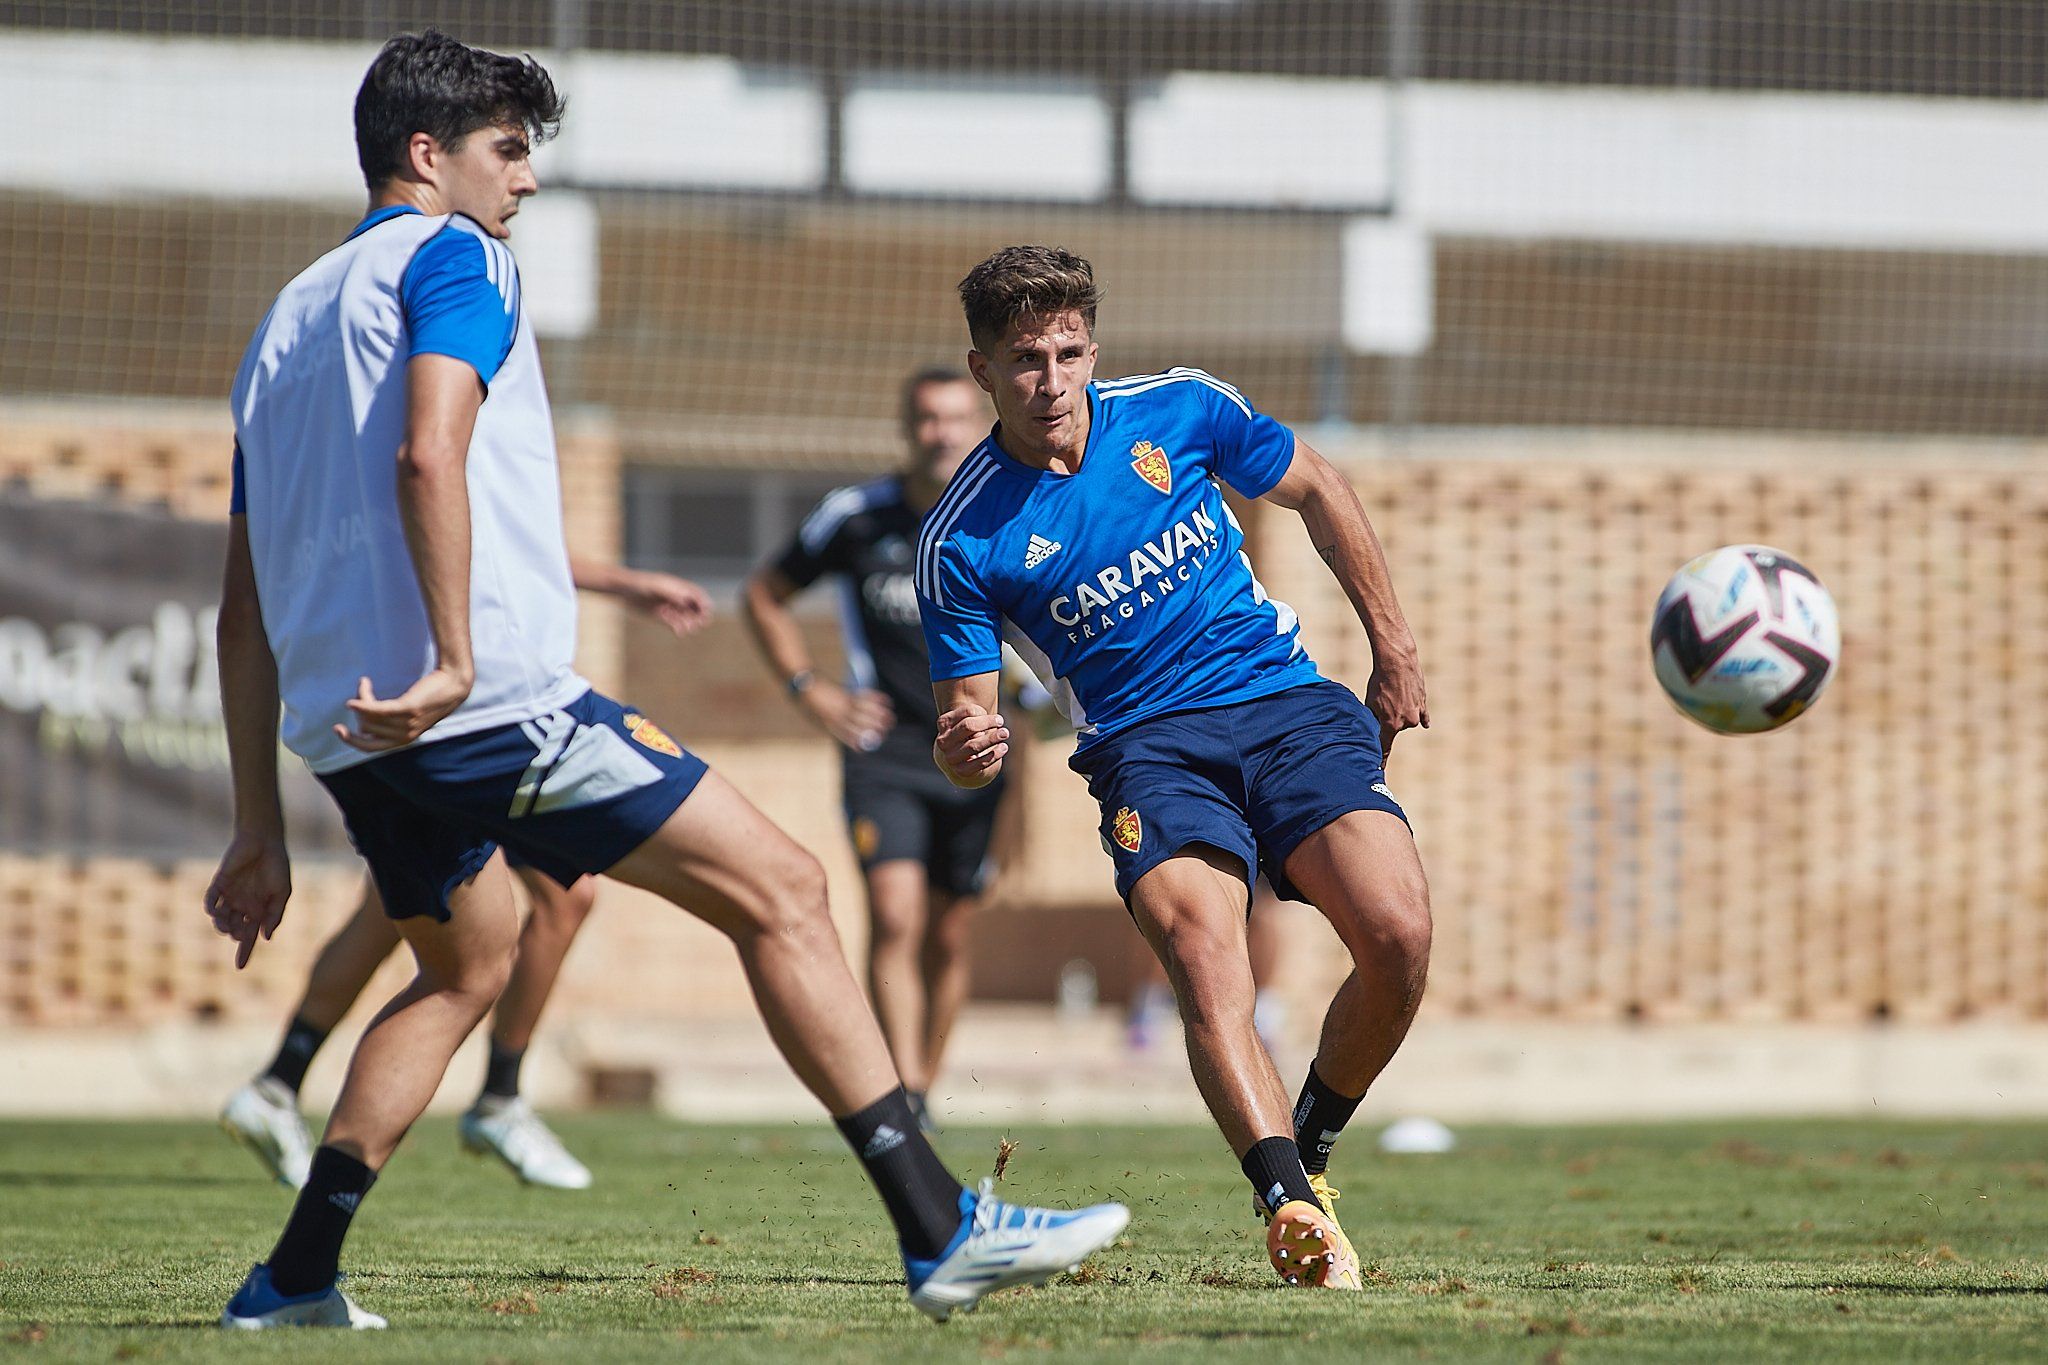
[1130,441,1172,494]
[1112,806,1143,853]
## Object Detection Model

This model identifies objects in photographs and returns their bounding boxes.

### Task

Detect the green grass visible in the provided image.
[1,1115,2045,1362]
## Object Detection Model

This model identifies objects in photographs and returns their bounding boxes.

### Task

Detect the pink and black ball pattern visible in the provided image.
[1650,545,1841,735]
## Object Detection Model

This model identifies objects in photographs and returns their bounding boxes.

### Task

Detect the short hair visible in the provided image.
[354,30,566,190]
[957,245,1102,353]
[900,365,973,423]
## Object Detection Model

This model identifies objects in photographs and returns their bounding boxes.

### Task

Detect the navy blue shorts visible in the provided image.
[843,753,1004,898]
[318,690,708,922]
[1068,680,1408,906]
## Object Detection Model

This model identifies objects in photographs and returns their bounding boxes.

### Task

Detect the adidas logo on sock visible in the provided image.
[328,1191,363,1214]
[1024,534,1062,569]
[863,1124,908,1159]
[1266,1181,1287,1214]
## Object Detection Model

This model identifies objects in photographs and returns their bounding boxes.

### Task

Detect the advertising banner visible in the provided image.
[0,493,349,858]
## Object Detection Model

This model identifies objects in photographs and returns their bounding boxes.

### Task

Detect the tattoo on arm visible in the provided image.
[1317,544,1338,568]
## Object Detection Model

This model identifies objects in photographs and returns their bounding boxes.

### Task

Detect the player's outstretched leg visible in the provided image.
[222,862,521,1330]
[1129,847,1361,1290]
[221,878,400,1188]
[459,867,596,1189]
[605,770,1128,1320]
[1278,810,1432,1256]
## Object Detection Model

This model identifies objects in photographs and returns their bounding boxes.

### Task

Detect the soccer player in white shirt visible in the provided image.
[211,32,1124,1330]
[220,558,713,1194]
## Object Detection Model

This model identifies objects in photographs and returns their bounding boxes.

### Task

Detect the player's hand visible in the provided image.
[935,703,1009,787]
[624,570,713,637]
[1366,646,1429,755]
[804,682,894,751]
[205,830,291,970]
[336,667,472,752]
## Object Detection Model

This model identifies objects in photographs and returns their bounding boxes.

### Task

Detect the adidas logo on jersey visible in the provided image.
[1024,534,1063,569]
[863,1124,908,1159]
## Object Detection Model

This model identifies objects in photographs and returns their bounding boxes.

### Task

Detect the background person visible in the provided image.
[742,368,1001,1130]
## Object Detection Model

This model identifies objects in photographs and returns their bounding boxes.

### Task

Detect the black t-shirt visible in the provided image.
[774,477,939,766]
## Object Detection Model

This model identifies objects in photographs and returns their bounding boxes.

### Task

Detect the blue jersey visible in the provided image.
[915,368,1320,748]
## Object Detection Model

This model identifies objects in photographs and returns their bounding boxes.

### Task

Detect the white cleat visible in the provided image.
[459,1096,592,1190]
[220,1264,385,1330]
[220,1078,314,1189]
[906,1179,1130,1323]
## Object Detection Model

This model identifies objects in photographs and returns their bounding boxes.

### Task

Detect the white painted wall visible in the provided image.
[1128,72,1393,209]
[8,30,2044,256]
[840,76,1113,201]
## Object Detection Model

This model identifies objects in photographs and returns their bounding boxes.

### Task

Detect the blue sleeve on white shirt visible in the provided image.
[1199,374,1296,500]
[401,226,519,387]
[229,440,246,514]
[919,538,1005,681]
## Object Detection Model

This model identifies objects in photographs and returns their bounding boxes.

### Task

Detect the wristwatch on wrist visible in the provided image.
[785,669,815,698]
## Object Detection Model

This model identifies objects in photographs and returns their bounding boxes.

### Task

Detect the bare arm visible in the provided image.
[204,515,291,968]
[570,557,713,636]
[931,672,1008,788]
[1263,438,1429,742]
[337,353,481,751]
[741,565,892,748]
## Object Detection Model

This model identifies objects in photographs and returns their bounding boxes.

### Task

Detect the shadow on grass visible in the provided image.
[0,1169,249,1189]
[377,1269,655,1286]
[1823,1283,2048,1298]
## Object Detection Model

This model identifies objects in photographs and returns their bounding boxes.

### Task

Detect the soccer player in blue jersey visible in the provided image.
[208,37,1124,1330]
[917,246,1434,1290]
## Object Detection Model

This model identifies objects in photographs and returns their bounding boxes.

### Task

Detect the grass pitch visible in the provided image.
[1,1115,2045,1362]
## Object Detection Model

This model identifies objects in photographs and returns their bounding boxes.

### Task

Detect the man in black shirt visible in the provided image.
[743,369,1000,1129]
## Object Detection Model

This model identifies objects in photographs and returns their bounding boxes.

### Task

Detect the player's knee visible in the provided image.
[1158,918,1250,1019]
[423,941,515,1014]
[532,879,597,935]
[748,848,832,941]
[927,897,972,955]
[1341,882,1432,976]
[867,893,924,948]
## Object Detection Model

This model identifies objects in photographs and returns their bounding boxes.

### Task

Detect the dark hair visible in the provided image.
[354,30,566,189]
[900,365,973,423]
[957,245,1102,352]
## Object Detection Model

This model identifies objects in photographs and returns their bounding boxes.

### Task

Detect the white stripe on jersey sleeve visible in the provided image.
[1095,366,1253,418]
[798,486,865,554]
[797,477,896,555]
[914,449,998,607]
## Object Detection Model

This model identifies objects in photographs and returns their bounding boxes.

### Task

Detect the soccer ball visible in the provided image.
[1650,545,1840,734]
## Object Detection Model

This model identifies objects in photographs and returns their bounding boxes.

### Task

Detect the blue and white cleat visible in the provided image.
[220,1263,386,1330]
[905,1179,1130,1322]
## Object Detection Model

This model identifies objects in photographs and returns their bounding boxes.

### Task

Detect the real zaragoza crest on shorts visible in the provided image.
[1112,806,1143,853]
[1130,441,1172,495]
[624,712,682,758]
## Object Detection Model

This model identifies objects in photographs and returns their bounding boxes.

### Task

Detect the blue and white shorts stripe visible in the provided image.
[318,689,707,921]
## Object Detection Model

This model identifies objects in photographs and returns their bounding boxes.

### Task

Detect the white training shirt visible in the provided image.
[229,206,587,773]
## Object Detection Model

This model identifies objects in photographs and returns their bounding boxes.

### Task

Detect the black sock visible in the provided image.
[1292,1064,1366,1177]
[1241,1135,1319,1216]
[262,1015,329,1096]
[834,1088,966,1260]
[482,1042,525,1100]
[265,1146,376,1296]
